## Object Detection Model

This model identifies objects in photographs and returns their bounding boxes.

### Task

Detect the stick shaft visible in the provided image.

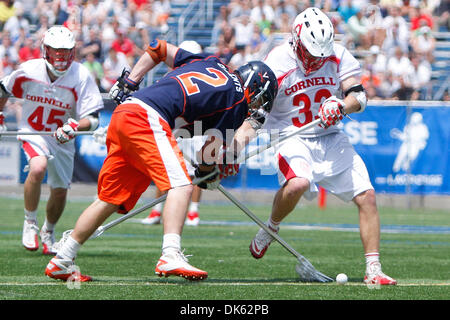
[236,119,321,163]
[0,131,95,136]
[217,184,301,259]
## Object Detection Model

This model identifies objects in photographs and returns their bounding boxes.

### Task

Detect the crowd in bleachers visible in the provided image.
[0,0,449,104]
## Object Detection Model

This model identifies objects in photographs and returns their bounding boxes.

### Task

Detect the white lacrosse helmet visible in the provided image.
[179,40,202,54]
[42,26,76,77]
[291,7,334,75]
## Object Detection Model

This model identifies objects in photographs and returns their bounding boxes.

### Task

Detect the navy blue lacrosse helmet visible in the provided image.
[235,61,278,122]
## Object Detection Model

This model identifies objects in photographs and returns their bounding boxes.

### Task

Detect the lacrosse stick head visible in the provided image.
[295,258,334,282]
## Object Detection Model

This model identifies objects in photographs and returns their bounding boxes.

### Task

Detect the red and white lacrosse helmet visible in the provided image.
[42,26,75,77]
[291,7,334,75]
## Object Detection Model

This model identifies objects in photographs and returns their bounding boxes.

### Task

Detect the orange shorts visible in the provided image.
[97,99,191,213]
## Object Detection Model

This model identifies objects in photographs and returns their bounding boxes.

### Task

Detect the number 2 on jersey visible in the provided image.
[28,106,65,131]
[176,68,228,95]
[292,89,331,127]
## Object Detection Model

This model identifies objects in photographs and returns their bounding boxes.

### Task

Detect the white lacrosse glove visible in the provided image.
[109,68,140,104]
[318,96,345,129]
[194,164,221,190]
[93,126,108,145]
[0,112,7,132]
[54,118,79,144]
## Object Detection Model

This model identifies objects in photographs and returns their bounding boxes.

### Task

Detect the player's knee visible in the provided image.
[284,177,309,198]
[50,188,68,200]
[354,189,377,208]
[27,160,47,181]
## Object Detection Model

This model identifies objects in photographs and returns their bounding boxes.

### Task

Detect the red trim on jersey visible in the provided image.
[11,76,31,98]
[278,154,297,181]
[22,141,40,159]
[276,68,298,88]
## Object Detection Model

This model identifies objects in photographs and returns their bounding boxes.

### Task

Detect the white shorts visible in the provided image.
[177,135,208,176]
[276,131,373,202]
[19,134,74,189]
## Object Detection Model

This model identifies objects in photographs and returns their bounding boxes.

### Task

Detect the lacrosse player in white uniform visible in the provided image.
[248,8,396,285]
[0,26,104,255]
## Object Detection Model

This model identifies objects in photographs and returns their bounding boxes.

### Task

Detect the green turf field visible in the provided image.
[0,195,449,301]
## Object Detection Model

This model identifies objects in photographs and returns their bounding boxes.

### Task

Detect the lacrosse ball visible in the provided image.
[336,273,348,285]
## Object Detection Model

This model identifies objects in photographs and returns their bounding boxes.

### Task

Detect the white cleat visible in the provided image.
[364,262,397,285]
[155,250,208,281]
[185,211,200,226]
[22,219,39,251]
[141,210,161,225]
[249,225,279,259]
[40,228,57,255]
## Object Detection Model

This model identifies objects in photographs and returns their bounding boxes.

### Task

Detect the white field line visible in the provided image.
[0,281,449,287]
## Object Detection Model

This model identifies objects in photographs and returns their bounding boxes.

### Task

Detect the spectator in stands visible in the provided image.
[405,53,432,100]
[366,4,386,48]
[110,28,135,65]
[434,0,449,32]
[387,46,412,78]
[410,25,436,63]
[0,0,16,31]
[128,21,150,57]
[0,32,19,64]
[382,5,410,55]
[274,0,297,24]
[228,44,248,70]
[83,52,105,92]
[409,5,434,31]
[337,0,360,23]
[18,35,41,63]
[233,14,254,48]
[212,5,230,46]
[153,0,171,34]
[250,0,275,27]
[2,2,30,42]
[217,22,236,60]
[101,47,130,92]
[229,0,252,24]
[346,5,371,50]
[80,27,103,62]
[368,45,388,76]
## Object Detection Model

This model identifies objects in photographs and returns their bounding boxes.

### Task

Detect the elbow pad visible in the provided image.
[345,84,367,113]
[146,39,167,64]
[85,112,99,131]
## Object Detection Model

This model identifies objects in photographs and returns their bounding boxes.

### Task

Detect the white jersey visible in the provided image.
[263,41,361,137]
[1,59,104,153]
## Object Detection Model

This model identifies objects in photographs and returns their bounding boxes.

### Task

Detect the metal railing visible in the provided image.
[177,0,213,45]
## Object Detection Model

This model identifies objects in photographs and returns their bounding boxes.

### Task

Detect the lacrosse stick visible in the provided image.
[235,118,322,164]
[216,184,333,283]
[89,167,219,239]
[0,131,95,136]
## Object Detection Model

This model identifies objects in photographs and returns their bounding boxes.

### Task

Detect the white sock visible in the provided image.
[365,252,380,267]
[42,219,55,232]
[154,203,163,213]
[267,217,280,231]
[162,233,181,254]
[57,235,81,260]
[24,209,37,223]
[188,202,199,213]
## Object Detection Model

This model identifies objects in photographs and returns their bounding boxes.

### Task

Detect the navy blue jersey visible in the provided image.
[132,49,248,138]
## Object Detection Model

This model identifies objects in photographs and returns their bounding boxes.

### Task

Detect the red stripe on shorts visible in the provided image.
[22,141,40,159]
[278,153,297,181]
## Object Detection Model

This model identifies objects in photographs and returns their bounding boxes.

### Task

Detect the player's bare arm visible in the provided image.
[128,40,179,83]
[340,76,368,114]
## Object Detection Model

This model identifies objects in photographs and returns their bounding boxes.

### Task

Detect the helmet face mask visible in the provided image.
[291,7,334,75]
[44,46,75,77]
[42,26,76,77]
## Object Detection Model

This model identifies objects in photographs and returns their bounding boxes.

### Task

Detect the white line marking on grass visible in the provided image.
[1,281,449,287]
